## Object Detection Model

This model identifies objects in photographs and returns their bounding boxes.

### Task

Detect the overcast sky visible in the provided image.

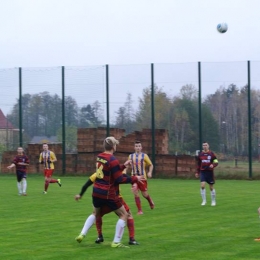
[1,0,260,118]
[1,0,260,67]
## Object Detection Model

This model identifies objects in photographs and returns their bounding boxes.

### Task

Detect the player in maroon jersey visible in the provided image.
[75,136,144,248]
[7,147,30,196]
[195,142,218,206]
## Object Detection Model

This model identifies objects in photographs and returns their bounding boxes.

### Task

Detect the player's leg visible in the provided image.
[132,183,143,214]
[140,181,154,209]
[200,172,207,206]
[111,200,129,248]
[75,201,101,243]
[95,205,112,243]
[121,198,139,245]
[200,172,207,205]
[48,170,61,187]
[16,172,22,195]
[21,176,27,195]
[209,184,216,206]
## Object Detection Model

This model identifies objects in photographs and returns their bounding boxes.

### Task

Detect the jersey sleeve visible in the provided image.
[50,151,57,161]
[39,153,43,162]
[144,154,152,166]
[89,172,97,182]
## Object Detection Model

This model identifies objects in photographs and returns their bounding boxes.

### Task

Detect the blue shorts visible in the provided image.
[92,196,123,211]
[200,171,215,185]
[16,171,27,182]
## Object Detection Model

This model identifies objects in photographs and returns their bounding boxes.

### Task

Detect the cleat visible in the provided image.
[255,237,260,242]
[75,234,85,243]
[22,193,27,196]
[111,242,129,248]
[129,239,139,245]
[43,191,47,194]
[18,193,22,196]
[57,179,62,187]
[150,201,155,209]
[201,201,206,206]
[137,210,143,215]
[95,235,104,244]
[211,201,216,206]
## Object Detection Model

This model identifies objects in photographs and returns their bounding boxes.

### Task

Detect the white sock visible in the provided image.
[81,214,95,235]
[17,182,22,194]
[113,219,126,243]
[211,189,216,201]
[22,178,27,193]
[200,188,206,202]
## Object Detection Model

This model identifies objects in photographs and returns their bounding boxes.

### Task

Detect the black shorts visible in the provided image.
[92,196,123,211]
[16,171,27,182]
[200,171,215,185]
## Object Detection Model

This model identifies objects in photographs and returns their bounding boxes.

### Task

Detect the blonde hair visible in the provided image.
[103,137,119,151]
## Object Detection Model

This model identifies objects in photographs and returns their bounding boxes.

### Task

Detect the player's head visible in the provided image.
[103,137,119,153]
[202,141,209,151]
[17,147,24,154]
[134,140,142,153]
[43,143,49,151]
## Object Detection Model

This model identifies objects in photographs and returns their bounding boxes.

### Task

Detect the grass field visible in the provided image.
[1,175,260,260]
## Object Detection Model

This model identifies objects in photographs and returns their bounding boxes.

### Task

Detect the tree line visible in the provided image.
[7,84,260,156]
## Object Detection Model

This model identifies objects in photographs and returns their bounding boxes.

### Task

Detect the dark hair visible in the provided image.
[135,140,141,144]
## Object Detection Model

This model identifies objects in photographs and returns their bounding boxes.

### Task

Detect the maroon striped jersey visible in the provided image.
[197,150,218,172]
[93,152,137,200]
[12,155,29,173]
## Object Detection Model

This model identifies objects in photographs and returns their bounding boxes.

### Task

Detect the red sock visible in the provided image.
[44,180,49,191]
[145,195,153,205]
[127,218,135,240]
[96,215,103,236]
[50,179,58,183]
[135,197,142,211]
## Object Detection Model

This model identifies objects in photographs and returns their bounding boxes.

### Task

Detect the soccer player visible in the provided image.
[74,136,144,248]
[127,140,154,214]
[195,141,218,206]
[75,172,139,245]
[7,147,29,196]
[39,143,61,194]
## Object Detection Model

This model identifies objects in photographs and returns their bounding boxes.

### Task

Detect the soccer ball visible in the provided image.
[217,23,228,33]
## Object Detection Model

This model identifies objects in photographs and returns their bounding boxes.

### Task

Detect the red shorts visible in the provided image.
[44,169,54,178]
[134,180,148,192]
[100,197,130,216]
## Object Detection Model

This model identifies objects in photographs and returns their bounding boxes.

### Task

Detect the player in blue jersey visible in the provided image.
[195,142,218,206]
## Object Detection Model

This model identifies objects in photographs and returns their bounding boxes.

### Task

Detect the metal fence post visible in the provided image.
[62,66,66,174]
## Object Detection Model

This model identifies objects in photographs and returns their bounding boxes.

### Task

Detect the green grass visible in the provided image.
[1,175,260,260]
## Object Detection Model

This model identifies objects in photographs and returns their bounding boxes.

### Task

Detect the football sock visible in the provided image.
[113,219,126,243]
[22,178,27,193]
[17,182,22,194]
[135,197,142,211]
[127,218,135,240]
[200,188,206,201]
[81,214,95,235]
[96,215,103,236]
[50,179,58,183]
[211,189,216,201]
[44,180,49,191]
[144,195,153,205]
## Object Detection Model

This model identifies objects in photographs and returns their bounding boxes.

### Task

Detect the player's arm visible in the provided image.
[39,153,43,164]
[145,155,153,178]
[195,154,201,177]
[211,153,219,168]
[75,173,97,201]
[7,163,16,169]
[50,152,57,163]
[112,162,144,185]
